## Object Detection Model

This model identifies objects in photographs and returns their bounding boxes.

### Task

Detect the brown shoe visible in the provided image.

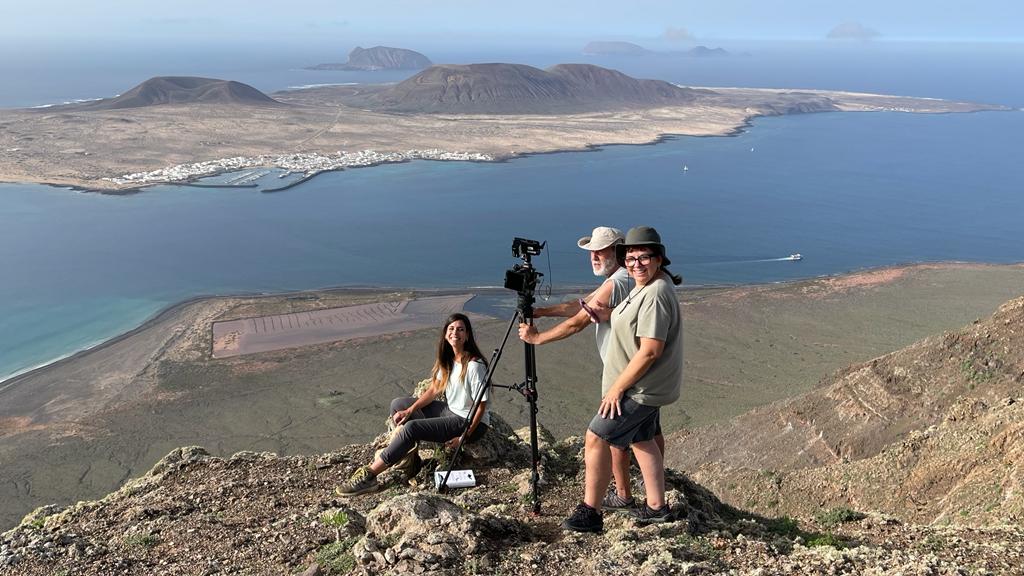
[334,466,380,497]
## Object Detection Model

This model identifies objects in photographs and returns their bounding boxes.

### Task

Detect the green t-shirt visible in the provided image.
[601,274,683,406]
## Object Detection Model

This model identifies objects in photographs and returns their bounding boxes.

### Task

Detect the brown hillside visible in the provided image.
[66,77,281,110]
[340,63,711,114]
[668,296,1024,525]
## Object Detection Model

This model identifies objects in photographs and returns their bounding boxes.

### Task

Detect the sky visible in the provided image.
[3,0,1021,45]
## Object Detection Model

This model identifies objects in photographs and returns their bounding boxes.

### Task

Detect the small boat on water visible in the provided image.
[682,164,689,172]
[787,253,803,261]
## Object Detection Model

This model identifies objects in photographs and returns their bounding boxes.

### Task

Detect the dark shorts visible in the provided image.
[587,395,660,450]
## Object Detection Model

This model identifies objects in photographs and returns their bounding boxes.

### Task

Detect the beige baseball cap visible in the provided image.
[577,226,625,251]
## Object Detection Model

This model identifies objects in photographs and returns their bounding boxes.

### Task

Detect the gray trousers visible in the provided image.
[379,396,487,465]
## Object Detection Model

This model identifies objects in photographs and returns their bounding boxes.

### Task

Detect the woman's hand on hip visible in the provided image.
[598,390,624,419]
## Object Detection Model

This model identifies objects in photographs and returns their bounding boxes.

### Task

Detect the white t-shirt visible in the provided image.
[595,266,631,362]
[439,359,490,426]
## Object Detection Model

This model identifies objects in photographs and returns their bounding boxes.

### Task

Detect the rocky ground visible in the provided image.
[4,269,1024,574]
[3,415,1023,575]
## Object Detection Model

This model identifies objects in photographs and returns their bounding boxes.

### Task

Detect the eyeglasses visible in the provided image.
[624,254,656,267]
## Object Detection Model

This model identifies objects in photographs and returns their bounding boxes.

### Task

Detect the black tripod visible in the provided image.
[438,239,545,514]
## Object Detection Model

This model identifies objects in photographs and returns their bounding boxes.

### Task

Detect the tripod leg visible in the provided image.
[524,335,542,514]
[438,309,521,493]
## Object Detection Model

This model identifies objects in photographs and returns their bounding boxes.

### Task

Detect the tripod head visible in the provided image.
[504,237,545,319]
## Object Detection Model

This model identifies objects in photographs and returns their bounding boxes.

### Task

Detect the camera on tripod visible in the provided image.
[504,237,545,295]
[438,236,548,513]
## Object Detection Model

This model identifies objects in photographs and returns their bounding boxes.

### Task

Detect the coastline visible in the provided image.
[0,86,1009,193]
[4,260,1021,389]
[2,106,1012,194]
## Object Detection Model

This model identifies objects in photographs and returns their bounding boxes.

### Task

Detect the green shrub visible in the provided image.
[764,516,800,538]
[124,533,160,549]
[674,534,722,560]
[321,509,350,528]
[814,507,865,527]
[807,532,845,548]
[316,539,357,574]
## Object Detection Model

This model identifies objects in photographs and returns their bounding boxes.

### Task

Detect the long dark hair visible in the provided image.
[430,313,487,393]
[648,246,683,286]
[661,266,683,285]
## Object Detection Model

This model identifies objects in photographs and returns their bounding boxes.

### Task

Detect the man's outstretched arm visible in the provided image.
[519,280,613,344]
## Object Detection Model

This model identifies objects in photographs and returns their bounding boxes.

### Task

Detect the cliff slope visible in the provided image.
[669,296,1024,525]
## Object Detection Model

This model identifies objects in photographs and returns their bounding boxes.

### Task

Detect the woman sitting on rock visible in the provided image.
[336,313,490,496]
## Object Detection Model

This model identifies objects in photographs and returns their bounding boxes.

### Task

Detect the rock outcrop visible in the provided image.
[4,434,1023,575]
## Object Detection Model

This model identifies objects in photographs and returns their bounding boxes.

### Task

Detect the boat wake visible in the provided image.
[707,254,804,264]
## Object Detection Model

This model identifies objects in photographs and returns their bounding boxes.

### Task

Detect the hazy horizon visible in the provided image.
[4,0,1022,46]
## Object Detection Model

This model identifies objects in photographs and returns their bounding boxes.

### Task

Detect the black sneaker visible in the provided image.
[633,504,672,525]
[601,491,636,511]
[562,502,603,533]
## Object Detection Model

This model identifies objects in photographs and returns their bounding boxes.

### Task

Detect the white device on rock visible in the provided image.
[434,469,476,489]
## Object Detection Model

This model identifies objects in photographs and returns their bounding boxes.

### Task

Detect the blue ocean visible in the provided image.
[1,40,1023,382]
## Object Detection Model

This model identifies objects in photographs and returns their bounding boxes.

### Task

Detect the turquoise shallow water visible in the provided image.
[2,109,1024,381]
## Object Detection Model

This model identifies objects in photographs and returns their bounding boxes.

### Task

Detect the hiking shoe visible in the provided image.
[632,504,673,525]
[602,491,636,511]
[562,502,603,533]
[334,466,380,497]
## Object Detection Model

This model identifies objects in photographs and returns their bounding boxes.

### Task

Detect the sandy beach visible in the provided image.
[1,262,1023,529]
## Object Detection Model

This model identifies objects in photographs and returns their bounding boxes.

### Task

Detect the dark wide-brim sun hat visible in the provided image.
[616,226,672,267]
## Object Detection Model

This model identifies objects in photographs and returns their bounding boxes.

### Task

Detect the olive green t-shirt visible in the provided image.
[601,274,683,406]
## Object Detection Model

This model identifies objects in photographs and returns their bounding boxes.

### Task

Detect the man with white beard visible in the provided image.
[520,226,664,512]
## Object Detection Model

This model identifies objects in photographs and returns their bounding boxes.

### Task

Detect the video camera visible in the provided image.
[503,237,545,295]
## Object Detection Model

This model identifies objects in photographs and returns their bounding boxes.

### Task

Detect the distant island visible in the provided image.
[583,40,732,58]
[582,41,650,56]
[687,45,730,57]
[70,76,281,110]
[339,63,712,114]
[307,46,432,71]
[0,62,1007,191]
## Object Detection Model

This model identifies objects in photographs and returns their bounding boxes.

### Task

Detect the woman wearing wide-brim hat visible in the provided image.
[562,226,684,533]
